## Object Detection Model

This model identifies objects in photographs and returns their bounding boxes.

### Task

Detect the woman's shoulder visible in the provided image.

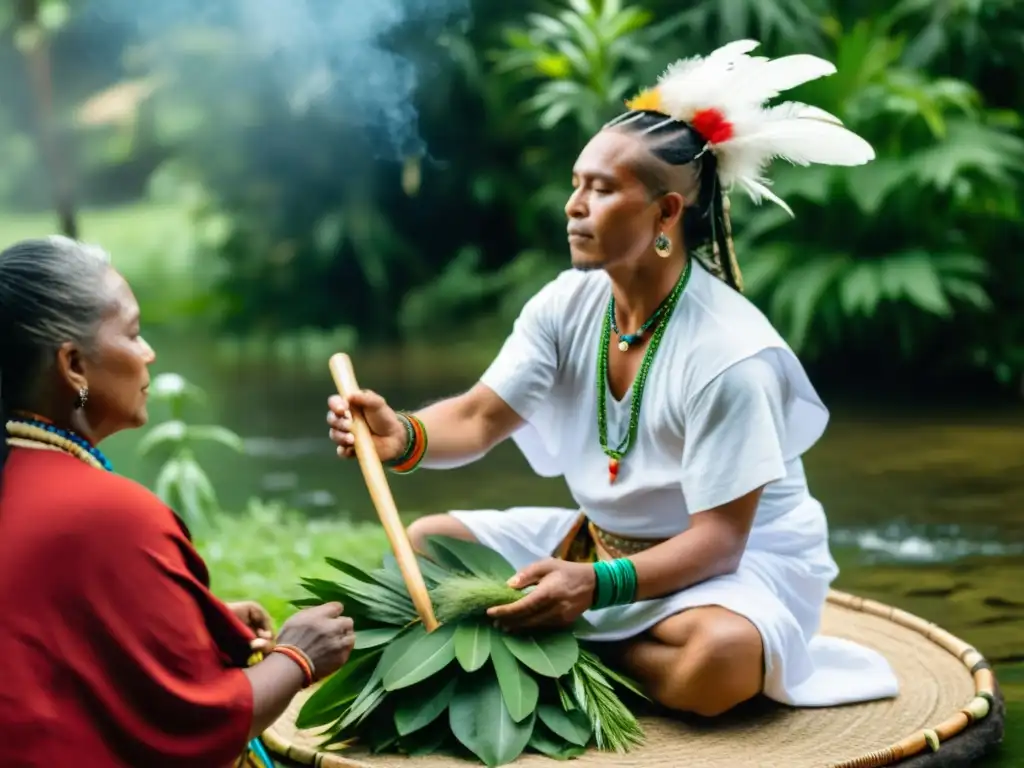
[8,448,182,541]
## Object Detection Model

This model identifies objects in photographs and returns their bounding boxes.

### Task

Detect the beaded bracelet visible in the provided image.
[270,644,316,688]
[388,412,428,474]
[591,558,638,609]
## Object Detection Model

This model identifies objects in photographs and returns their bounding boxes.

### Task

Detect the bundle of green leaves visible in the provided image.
[292,536,647,767]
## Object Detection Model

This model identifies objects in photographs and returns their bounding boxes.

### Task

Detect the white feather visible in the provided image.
[628,39,876,215]
[736,177,795,217]
[721,118,876,167]
[657,40,763,120]
[766,101,845,125]
[728,54,836,105]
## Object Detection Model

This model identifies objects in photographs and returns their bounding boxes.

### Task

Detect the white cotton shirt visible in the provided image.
[479,260,829,538]
[452,260,900,706]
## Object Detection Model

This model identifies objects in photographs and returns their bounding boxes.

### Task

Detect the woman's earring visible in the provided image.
[654,232,672,258]
[75,387,89,410]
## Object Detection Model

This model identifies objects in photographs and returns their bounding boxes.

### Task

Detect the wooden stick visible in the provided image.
[328,353,439,632]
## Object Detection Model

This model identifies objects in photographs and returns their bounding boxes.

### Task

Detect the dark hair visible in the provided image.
[0,236,112,469]
[604,110,742,291]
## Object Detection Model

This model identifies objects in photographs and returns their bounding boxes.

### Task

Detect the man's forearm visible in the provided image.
[410,385,523,469]
[628,524,744,601]
[625,488,761,601]
[412,398,490,469]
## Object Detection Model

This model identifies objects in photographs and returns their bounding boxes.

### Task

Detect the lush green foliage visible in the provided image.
[0,203,200,325]
[1,0,1022,390]
[136,373,244,530]
[293,534,645,766]
[194,500,391,626]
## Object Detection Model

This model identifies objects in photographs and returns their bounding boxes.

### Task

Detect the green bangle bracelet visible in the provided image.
[592,558,638,609]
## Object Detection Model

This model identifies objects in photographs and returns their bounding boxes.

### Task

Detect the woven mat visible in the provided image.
[263,591,1001,768]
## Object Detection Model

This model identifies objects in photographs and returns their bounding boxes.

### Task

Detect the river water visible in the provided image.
[102,336,1023,764]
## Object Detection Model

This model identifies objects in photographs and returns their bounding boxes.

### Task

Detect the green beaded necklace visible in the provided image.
[597,259,692,483]
[606,280,679,354]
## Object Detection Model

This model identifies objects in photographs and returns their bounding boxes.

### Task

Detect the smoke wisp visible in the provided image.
[77,0,471,158]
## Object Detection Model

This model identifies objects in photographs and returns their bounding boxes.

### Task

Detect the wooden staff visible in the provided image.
[328,353,440,632]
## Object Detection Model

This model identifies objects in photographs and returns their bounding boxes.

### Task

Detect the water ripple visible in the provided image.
[831,522,1024,563]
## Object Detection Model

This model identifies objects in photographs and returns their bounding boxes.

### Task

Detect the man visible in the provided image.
[326,41,899,716]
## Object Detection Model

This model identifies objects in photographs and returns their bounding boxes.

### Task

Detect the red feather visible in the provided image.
[691,108,734,144]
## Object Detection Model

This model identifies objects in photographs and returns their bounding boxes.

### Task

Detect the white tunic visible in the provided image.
[447,261,899,707]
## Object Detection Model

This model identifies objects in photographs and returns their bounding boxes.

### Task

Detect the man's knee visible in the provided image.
[407,514,476,553]
[658,611,764,717]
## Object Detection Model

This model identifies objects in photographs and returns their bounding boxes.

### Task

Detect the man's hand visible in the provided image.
[487,559,596,631]
[229,601,276,653]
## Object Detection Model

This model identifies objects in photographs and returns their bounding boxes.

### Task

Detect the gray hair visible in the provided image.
[0,236,113,440]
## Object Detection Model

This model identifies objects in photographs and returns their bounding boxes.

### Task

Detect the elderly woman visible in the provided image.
[0,236,353,768]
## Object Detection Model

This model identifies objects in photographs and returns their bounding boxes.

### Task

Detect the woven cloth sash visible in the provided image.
[554,513,666,563]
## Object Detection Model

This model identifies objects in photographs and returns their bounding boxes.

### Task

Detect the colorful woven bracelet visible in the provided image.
[385,413,417,468]
[271,644,316,687]
[592,558,638,609]
[389,413,427,474]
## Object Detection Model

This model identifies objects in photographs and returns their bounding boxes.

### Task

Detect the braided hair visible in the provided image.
[603,110,743,292]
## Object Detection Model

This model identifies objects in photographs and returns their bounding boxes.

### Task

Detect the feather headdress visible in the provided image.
[615,39,875,216]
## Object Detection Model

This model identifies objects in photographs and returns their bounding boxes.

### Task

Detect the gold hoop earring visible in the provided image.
[654,232,672,258]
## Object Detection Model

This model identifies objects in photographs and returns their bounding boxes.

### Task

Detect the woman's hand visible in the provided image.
[487,559,596,632]
[327,392,408,463]
[275,602,356,681]
[243,602,356,740]
[228,600,275,653]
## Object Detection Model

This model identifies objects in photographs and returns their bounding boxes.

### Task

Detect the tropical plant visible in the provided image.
[137,372,244,530]
[494,0,663,136]
[294,535,647,767]
[729,15,1024,363]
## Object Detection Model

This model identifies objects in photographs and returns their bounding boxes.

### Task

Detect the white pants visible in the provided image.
[448,498,899,707]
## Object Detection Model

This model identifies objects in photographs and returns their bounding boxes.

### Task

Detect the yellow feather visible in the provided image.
[624,87,663,113]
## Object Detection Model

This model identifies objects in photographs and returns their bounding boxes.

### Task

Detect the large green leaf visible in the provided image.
[318,559,416,625]
[295,648,381,729]
[394,676,457,735]
[449,673,536,767]
[844,159,912,214]
[423,537,475,574]
[770,253,850,352]
[336,681,387,731]
[187,424,245,452]
[838,261,885,317]
[374,624,422,679]
[880,250,953,315]
[399,726,447,756]
[137,420,188,456]
[369,563,418,598]
[354,627,402,650]
[381,623,457,690]
[537,704,592,747]
[381,552,450,587]
[489,632,539,722]
[424,535,517,581]
[501,632,579,677]
[529,723,588,759]
[326,556,416,608]
[455,623,493,672]
[333,658,389,734]
[296,577,385,627]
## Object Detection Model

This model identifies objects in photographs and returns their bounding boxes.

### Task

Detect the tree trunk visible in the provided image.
[18,0,78,238]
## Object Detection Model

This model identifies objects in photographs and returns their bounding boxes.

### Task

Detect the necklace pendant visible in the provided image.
[608,458,620,483]
[617,339,629,352]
